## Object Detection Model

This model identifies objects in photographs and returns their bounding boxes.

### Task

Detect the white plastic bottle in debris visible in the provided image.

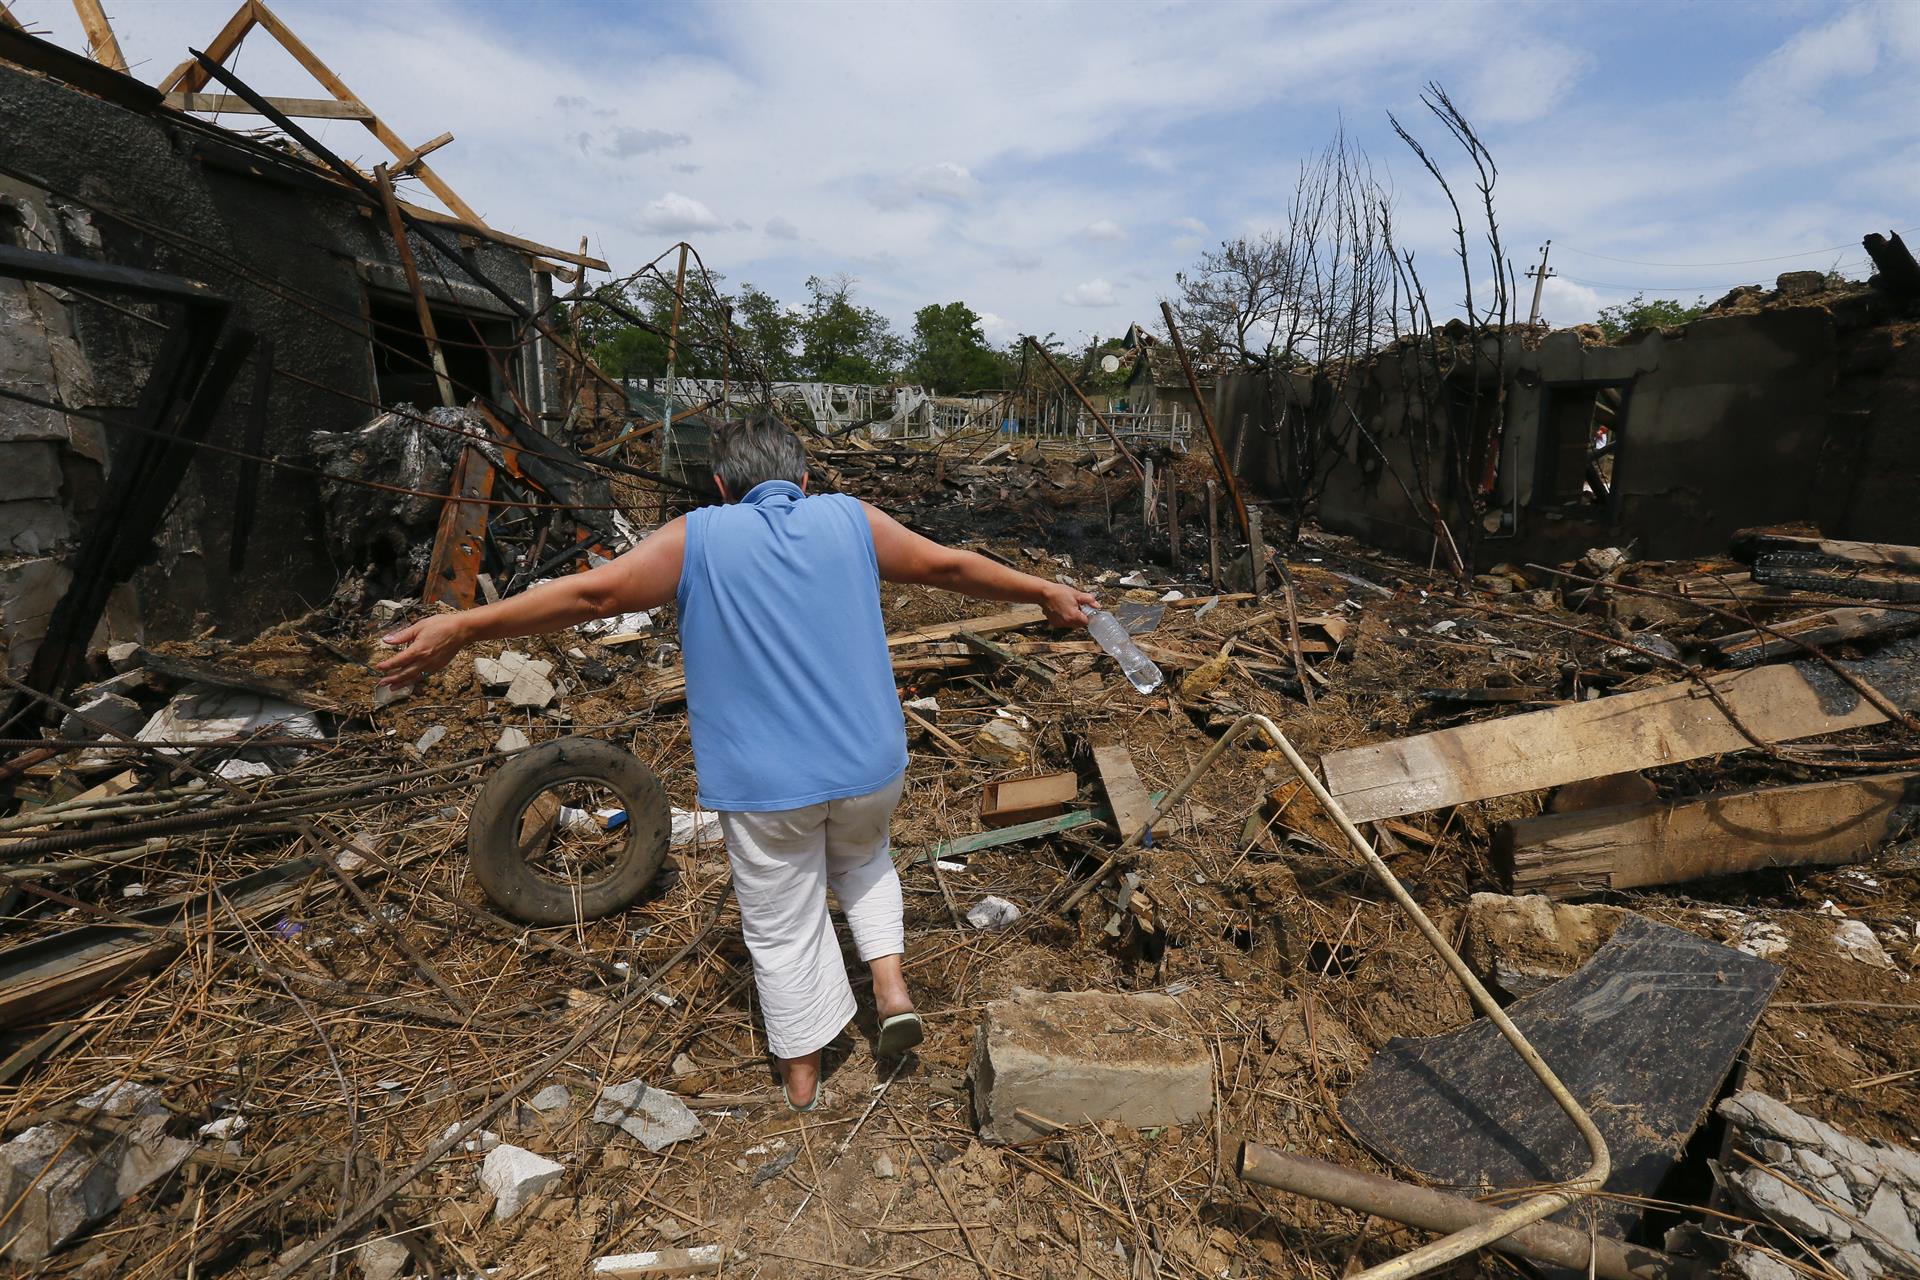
[1085,609,1165,694]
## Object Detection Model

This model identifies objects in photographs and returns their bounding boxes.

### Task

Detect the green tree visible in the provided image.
[730,283,801,383]
[797,275,904,384]
[906,301,1006,393]
[1593,293,1707,340]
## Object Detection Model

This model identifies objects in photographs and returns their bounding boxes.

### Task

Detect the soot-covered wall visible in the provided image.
[0,57,560,639]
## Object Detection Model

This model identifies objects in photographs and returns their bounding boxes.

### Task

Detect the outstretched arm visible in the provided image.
[862,502,1095,627]
[376,517,688,688]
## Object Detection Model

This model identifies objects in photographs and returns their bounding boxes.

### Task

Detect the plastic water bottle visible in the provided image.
[1086,609,1165,694]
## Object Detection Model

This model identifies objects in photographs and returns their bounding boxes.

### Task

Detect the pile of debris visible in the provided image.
[3,424,1918,1279]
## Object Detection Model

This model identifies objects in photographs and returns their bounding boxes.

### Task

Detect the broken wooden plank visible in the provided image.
[1708,606,1920,667]
[424,446,495,608]
[1341,914,1780,1246]
[902,705,967,759]
[887,605,1045,649]
[1092,744,1156,844]
[164,90,373,119]
[1321,638,1920,823]
[981,772,1079,828]
[1753,556,1920,601]
[1497,772,1920,898]
[136,649,318,707]
[1732,530,1920,572]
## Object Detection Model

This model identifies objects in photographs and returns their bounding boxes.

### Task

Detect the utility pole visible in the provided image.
[1526,240,1555,326]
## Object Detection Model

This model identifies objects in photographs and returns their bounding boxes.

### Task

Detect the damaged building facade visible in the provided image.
[0,26,592,680]
[1218,276,1920,566]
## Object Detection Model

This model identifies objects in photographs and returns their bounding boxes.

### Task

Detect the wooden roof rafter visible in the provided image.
[157,0,486,228]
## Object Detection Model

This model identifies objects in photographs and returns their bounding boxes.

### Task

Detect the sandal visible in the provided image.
[783,1078,823,1113]
[875,1011,924,1059]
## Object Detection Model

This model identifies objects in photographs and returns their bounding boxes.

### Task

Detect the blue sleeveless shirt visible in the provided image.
[676,480,908,812]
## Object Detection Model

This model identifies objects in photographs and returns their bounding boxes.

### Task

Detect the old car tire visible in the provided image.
[467,736,671,925]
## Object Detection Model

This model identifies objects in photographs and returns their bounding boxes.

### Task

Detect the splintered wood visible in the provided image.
[1321,656,1904,823]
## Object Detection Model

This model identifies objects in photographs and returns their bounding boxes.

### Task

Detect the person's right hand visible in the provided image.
[375,613,469,689]
[1040,583,1099,629]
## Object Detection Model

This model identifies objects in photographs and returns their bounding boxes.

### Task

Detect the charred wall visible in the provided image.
[1217,301,1919,565]
[0,56,559,660]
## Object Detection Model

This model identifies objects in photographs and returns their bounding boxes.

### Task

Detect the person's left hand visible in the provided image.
[375,613,469,688]
[1040,583,1099,629]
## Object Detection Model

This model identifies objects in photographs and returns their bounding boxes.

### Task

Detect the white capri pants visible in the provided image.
[717,774,907,1059]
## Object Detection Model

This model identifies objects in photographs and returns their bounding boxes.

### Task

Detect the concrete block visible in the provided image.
[474,651,555,708]
[970,718,1031,767]
[0,1124,118,1262]
[528,1084,571,1113]
[1459,892,1629,998]
[479,1143,563,1221]
[969,987,1213,1144]
[594,1081,703,1151]
[60,691,145,741]
[355,1237,409,1280]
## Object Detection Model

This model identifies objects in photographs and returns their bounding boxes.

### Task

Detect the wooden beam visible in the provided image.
[1321,646,1920,823]
[1497,773,1920,898]
[71,0,129,72]
[395,196,608,271]
[886,605,1045,649]
[164,90,374,119]
[1733,530,1920,572]
[394,130,453,174]
[245,0,487,227]
[423,446,494,608]
[1708,606,1920,668]
[160,0,257,94]
[1092,743,1156,844]
[0,3,26,34]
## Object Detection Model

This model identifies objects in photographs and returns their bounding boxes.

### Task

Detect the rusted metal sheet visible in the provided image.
[423,445,495,608]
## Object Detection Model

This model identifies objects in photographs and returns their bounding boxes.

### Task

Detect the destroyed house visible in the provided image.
[1217,280,1920,565]
[0,25,595,675]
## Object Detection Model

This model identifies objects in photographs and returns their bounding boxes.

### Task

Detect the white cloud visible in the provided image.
[764,215,799,240]
[880,161,979,206]
[1171,216,1209,235]
[635,192,726,234]
[974,310,1017,343]
[1461,39,1590,124]
[1083,218,1126,242]
[1060,278,1118,307]
[1535,276,1603,327]
[1742,7,1880,99]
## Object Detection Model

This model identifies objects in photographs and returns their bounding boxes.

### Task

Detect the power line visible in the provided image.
[1555,229,1917,270]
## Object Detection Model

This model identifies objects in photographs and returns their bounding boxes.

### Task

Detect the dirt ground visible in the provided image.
[2,440,1917,1280]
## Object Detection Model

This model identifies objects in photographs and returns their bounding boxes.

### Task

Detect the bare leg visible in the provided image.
[781,1048,823,1107]
[868,952,913,1020]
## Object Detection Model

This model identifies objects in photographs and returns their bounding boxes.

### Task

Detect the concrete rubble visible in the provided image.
[1714,1090,1920,1280]
[970,988,1214,1144]
[478,1143,564,1221]
[593,1081,705,1152]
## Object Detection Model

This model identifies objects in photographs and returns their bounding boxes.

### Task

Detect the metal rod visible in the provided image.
[1023,336,1143,479]
[1058,714,1609,1280]
[1207,480,1220,589]
[1248,508,1265,604]
[1159,300,1249,541]
[1236,1144,1691,1280]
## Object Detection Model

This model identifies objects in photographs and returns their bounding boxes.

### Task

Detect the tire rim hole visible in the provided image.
[513,777,635,893]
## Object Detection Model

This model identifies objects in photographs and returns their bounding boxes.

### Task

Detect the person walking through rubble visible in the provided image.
[376,416,1095,1110]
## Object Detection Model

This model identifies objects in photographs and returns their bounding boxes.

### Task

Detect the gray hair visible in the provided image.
[712,415,808,500]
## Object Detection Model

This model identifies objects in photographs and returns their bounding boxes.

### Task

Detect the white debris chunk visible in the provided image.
[967,896,1021,930]
[528,1085,572,1113]
[196,1116,247,1141]
[440,1123,499,1153]
[1737,921,1791,959]
[591,1243,723,1277]
[1831,919,1893,968]
[473,651,556,708]
[356,1237,410,1280]
[594,1081,704,1152]
[414,725,446,753]
[479,1144,563,1221]
[670,808,721,847]
[495,727,529,753]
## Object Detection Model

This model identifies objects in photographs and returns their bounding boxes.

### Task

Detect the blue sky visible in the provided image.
[16,0,1920,348]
